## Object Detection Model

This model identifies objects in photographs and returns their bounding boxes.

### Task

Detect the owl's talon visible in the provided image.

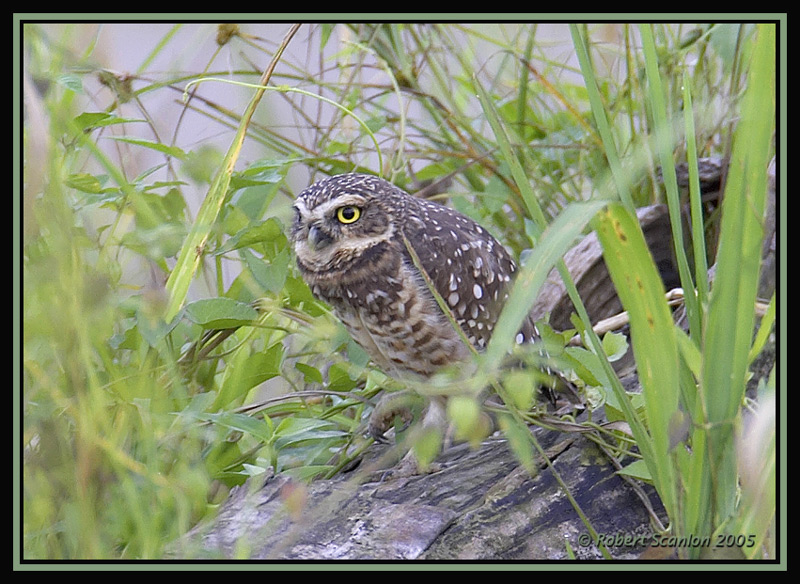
[368,393,417,443]
[368,424,390,444]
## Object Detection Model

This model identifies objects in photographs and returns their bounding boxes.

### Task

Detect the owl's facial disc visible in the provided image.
[292,191,394,276]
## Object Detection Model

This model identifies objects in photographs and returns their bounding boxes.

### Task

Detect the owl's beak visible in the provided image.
[307,224,333,251]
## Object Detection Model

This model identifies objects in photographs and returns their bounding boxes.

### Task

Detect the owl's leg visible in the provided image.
[394,396,448,476]
[367,390,422,443]
[368,393,447,478]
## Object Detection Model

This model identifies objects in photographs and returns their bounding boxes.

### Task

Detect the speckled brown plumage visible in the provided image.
[291,173,541,381]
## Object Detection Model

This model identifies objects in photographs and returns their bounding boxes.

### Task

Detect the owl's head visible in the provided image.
[291,173,402,279]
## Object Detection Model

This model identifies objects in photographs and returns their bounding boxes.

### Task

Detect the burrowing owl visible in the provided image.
[291,173,542,383]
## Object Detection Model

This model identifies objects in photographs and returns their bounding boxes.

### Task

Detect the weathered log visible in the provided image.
[177,402,664,560]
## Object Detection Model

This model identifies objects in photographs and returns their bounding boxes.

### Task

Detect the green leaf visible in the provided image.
[604,390,645,424]
[273,417,346,450]
[120,223,186,260]
[216,218,286,255]
[242,463,270,478]
[55,73,84,94]
[616,459,652,482]
[496,99,545,143]
[564,346,604,388]
[640,24,701,338]
[198,411,274,443]
[748,294,776,365]
[229,162,285,191]
[410,426,443,473]
[65,172,111,194]
[230,178,284,222]
[675,328,702,380]
[160,188,188,222]
[476,79,548,226]
[570,24,633,210]
[181,145,224,185]
[364,115,387,133]
[284,465,335,482]
[502,370,536,412]
[243,248,290,294]
[320,23,335,50]
[217,343,283,409]
[141,180,189,193]
[446,395,489,446]
[326,362,358,393]
[498,413,536,476]
[413,160,458,182]
[295,363,323,385]
[601,331,629,361]
[183,297,258,329]
[73,112,144,131]
[135,308,178,348]
[109,136,188,160]
[324,141,350,155]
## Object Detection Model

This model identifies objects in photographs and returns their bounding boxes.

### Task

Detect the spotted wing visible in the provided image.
[400,199,525,349]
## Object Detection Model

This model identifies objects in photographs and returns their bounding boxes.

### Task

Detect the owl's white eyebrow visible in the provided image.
[292,198,313,222]
[309,194,368,217]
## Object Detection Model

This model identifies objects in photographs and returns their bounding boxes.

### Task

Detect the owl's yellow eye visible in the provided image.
[336,205,361,224]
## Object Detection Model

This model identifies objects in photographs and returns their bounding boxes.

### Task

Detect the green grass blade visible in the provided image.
[477,69,655,473]
[475,75,606,364]
[639,24,701,338]
[485,200,606,365]
[475,75,548,229]
[476,71,623,551]
[681,71,710,319]
[748,294,776,365]
[700,23,775,525]
[165,24,301,321]
[136,24,183,75]
[594,203,680,520]
[569,24,634,211]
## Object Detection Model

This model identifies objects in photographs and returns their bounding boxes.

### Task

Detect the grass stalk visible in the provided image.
[165,23,302,321]
[698,22,775,533]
